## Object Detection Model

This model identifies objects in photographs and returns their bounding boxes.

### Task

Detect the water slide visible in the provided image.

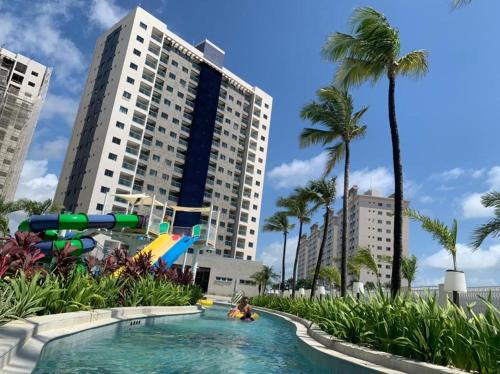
[18,213,146,255]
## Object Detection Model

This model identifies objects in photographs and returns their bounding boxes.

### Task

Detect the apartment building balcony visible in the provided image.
[125,145,139,157]
[118,177,132,188]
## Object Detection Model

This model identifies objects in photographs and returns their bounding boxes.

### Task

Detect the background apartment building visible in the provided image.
[54,7,272,261]
[0,49,51,201]
[297,186,409,286]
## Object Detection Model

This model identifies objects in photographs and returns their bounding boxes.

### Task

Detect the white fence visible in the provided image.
[275,285,500,314]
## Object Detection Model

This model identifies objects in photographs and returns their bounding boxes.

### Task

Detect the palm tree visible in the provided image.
[323,7,428,297]
[277,187,315,297]
[300,86,368,297]
[0,197,22,236]
[406,209,460,304]
[402,255,418,291]
[471,191,500,248]
[251,265,278,295]
[352,247,383,285]
[453,0,472,7]
[306,177,336,299]
[18,199,63,216]
[319,266,341,294]
[250,271,266,295]
[263,212,295,294]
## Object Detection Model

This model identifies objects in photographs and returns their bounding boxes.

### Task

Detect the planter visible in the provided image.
[317,285,326,296]
[444,270,467,293]
[298,287,305,296]
[352,281,364,295]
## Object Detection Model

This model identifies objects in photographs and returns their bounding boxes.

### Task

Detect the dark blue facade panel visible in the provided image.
[175,63,222,227]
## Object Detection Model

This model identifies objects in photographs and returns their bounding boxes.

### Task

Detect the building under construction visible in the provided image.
[0,48,51,201]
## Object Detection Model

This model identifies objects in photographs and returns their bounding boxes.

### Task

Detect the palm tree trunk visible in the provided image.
[310,206,330,300]
[281,232,287,295]
[291,221,303,298]
[341,142,350,297]
[388,73,404,299]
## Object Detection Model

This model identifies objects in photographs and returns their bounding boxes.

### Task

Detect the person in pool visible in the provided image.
[228,297,254,320]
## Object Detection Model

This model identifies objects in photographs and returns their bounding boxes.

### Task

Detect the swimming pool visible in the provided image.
[33,305,374,373]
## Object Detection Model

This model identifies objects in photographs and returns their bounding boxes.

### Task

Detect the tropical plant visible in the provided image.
[277,187,315,297]
[351,247,391,286]
[300,86,367,296]
[251,265,278,295]
[406,209,461,304]
[306,177,336,299]
[347,257,361,282]
[402,255,418,291]
[18,198,64,216]
[263,211,295,294]
[296,277,313,290]
[0,231,44,278]
[0,197,22,236]
[323,7,428,297]
[251,294,500,373]
[318,266,340,293]
[50,242,79,278]
[250,270,266,295]
[471,191,500,248]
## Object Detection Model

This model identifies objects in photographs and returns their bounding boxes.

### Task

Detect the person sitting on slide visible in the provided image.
[228,297,253,320]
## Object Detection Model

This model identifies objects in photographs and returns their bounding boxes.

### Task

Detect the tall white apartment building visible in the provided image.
[54,7,272,261]
[297,186,409,286]
[0,49,51,201]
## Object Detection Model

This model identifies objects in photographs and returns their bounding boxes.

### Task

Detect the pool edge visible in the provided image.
[0,305,203,373]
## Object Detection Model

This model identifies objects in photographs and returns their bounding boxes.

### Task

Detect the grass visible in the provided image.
[251,293,500,373]
[0,271,202,325]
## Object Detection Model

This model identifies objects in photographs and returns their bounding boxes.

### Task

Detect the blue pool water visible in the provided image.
[33,306,371,373]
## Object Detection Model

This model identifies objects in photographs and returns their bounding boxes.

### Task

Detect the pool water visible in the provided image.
[33,306,364,373]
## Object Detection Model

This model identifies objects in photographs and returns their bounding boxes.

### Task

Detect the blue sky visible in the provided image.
[1,0,499,286]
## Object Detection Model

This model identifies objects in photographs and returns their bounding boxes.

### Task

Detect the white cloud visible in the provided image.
[472,168,485,178]
[337,167,394,197]
[431,168,465,181]
[259,236,299,278]
[29,136,68,161]
[14,160,58,201]
[267,153,327,189]
[0,2,87,90]
[40,94,79,126]
[89,0,127,29]
[487,166,500,189]
[462,192,495,219]
[422,243,500,271]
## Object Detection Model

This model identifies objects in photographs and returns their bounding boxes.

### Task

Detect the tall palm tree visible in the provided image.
[250,271,266,295]
[307,177,336,299]
[0,197,22,236]
[261,265,279,294]
[406,209,460,304]
[322,7,428,297]
[471,191,500,248]
[18,199,63,216]
[263,212,295,294]
[300,86,367,297]
[402,255,418,291]
[277,187,315,297]
[352,247,383,285]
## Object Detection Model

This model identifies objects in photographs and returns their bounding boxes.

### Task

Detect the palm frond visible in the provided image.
[324,143,345,175]
[452,0,472,8]
[299,127,337,148]
[405,208,455,253]
[397,50,429,79]
[402,255,418,282]
[470,218,500,249]
[481,191,500,209]
[335,57,385,88]
[263,211,295,234]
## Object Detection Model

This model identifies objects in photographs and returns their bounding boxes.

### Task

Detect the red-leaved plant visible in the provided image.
[102,248,129,276]
[121,251,153,280]
[0,231,45,278]
[50,241,79,278]
[153,259,193,285]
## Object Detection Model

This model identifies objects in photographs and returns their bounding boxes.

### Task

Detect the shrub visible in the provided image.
[251,294,500,373]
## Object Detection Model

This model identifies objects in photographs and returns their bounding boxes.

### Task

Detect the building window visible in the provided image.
[119,106,128,114]
[130,62,138,70]
[28,81,35,87]
[101,186,110,193]
[139,21,147,29]
[104,169,114,177]
[136,35,144,43]
[122,91,132,99]
[112,137,121,144]
[215,276,232,282]
[96,203,104,211]
[171,60,178,67]
[126,76,135,84]
[133,48,141,56]
[31,71,39,77]
[116,121,125,129]
[108,153,117,161]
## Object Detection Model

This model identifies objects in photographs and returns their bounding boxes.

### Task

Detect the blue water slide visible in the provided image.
[160,236,198,266]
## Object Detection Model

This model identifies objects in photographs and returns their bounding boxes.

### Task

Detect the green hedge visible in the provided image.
[0,271,202,324]
[251,293,499,373]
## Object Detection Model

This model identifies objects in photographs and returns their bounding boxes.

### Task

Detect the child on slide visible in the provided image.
[228,297,254,321]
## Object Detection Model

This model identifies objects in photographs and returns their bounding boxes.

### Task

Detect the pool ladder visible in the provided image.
[231,290,245,305]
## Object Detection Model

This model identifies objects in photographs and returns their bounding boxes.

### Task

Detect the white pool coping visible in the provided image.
[0,305,202,373]
[252,305,467,374]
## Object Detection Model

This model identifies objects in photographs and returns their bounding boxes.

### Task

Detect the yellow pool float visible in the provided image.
[228,310,260,320]
[197,299,214,307]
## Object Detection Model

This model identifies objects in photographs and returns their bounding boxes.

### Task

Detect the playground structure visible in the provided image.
[17,193,219,282]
